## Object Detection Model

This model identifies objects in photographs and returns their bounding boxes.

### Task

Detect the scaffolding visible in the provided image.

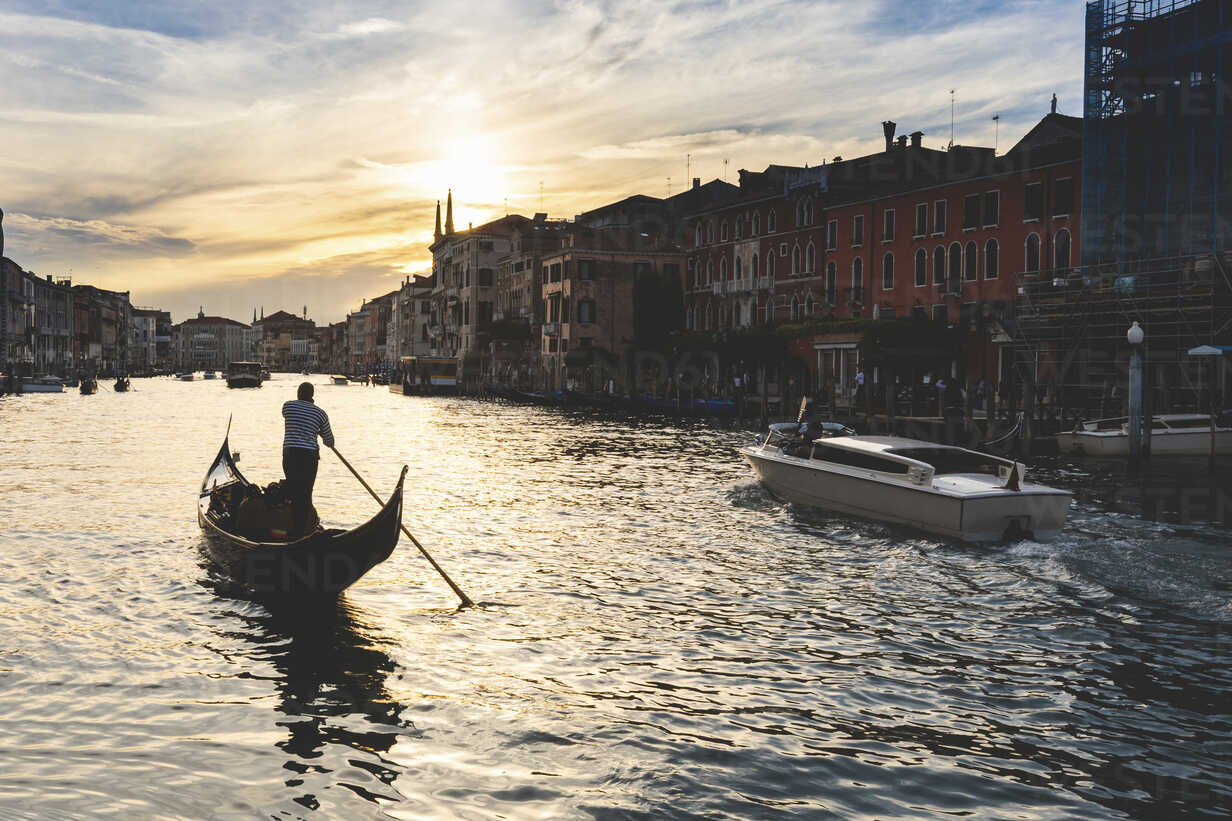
[1082,0,1230,265]
[1009,252,1232,418]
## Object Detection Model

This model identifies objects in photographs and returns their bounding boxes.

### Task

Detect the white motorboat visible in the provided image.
[177,372,195,381]
[741,426,1071,542]
[1055,414,1231,457]
[19,377,65,393]
[331,376,349,385]
[225,361,262,389]
[203,370,217,380]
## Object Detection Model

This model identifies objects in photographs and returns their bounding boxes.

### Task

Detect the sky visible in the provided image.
[0,0,1086,324]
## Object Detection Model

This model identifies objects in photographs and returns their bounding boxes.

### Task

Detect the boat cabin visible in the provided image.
[781,436,1021,488]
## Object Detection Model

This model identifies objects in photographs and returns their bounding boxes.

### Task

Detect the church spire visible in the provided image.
[434,199,442,241]
[444,189,454,235]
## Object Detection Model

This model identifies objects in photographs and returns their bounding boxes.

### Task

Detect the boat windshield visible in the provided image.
[886,447,1007,476]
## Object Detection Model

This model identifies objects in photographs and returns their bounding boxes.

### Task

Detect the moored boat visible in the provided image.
[1055,413,1232,457]
[20,377,65,393]
[741,425,1071,542]
[331,375,349,385]
[198,432,406,595]
[225,361,263,389]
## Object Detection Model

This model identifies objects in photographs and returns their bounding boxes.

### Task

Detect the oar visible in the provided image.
[330,446,475,608]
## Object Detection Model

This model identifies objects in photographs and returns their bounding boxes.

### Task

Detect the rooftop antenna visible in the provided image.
[686,153,691,184]
[723,158,729,181]
[992,113,1000,152]
[949,89,956,149]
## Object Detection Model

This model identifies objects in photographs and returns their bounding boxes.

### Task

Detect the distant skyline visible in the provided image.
[0,0,1084,323]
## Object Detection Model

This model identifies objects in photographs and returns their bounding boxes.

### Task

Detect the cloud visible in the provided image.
[0,0,1085,323]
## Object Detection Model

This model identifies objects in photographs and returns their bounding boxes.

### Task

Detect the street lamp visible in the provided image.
[1127,321,1144,465]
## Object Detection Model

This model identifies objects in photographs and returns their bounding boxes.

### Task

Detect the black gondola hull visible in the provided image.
[198,437,406,596]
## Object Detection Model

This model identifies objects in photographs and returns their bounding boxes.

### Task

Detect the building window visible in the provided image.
[752,212,760,235]
[933,200,947,233]
[882,253,894,290]
[767,209,776,233]
[1024,182,1043,221]
[694,223,702,248]
[964,241,978,280]
[791,245,801,275]
[1055,228,1071,269]
[963,194,979,230]
[550,262,562,282]
[705,304,712,330]
[1025,233,1041,272]
[720,221,729,242]
[735,255,742,279]
[752,253,759,279]
[985,238,999,280]
[478,267,494,287]
[706,222,714,243]
[948,242,962,290]
[914,203,927,237]
[791,296,800,322]
[914,248,927,286]
[853,215,864,246]
[706,260,713,283]
[720,258,728,280]
[933,246,946,285]
[766,251,775,280]
[883,208,895,241]
[735,218,743,240]
[1054,178,1074,217]
[578,299,596,324]
[542,266,549,284]
[984,190,999,227]
[852,257,863,301]
[825,262,836,303]
[806,242,815,273]
[827,219,838,250]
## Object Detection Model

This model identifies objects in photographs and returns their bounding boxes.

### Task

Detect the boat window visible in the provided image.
[1093,418,1126,431]
[887,447,1005,476]
[811,444,910,474]
[1158,417,1209,429]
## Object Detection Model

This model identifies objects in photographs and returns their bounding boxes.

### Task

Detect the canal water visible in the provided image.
[0,377,1228,820]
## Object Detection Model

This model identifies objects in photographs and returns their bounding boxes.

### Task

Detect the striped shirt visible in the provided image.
[282,400,334,450]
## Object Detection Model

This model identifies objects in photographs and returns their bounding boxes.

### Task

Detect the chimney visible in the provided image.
[882,120,896,152]
[910,130,923,148]
[692,177,700,189]
[896,135,908,150]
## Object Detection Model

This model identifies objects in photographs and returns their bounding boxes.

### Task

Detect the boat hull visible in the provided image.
[20,381,64,393]
[226,374,262,389]
[742,447,1070,542]
[1056,429,1232,457]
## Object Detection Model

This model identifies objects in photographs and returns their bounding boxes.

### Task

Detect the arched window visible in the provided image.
[882,252,894,290]
[805,294,814,315]
[791,296,800,321]
[792,245,801,275]
[915,249,927,286]
[795,201,803,227]
[704,304,712,330]
[1026,233,1041,272]
[752,212,761,236]
[806,242,816,273]
[720,257,728,280]
[720,221,729,242]
[1054,229,1071,270]
[825,261,837,303]
[751,254,759,279]
[767,210,776,233]
[766,251,775,279]
[985,239,999,280]
[933,246,946,285]
[964,241,978,280]
[706,260,713,283]
[948,242,962,288]
[706,222,713,243]
[735,218,742,240]
[805,200,813,225]
[852,257,864,301]
[733,303,742,326]
[735,255,742,279]
[694,224,702,248]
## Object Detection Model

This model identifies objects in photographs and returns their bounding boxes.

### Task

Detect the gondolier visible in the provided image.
[282,382,334,537]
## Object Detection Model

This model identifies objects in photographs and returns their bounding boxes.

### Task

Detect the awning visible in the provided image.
[1187,345,1232,357]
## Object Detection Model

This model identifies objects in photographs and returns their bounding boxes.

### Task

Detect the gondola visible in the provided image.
[114,376,130,392]
[80,376,97,395]
[197,431,407,596]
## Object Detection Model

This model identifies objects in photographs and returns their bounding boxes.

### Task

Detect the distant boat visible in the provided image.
[331,376,349,385]
[1056,414,1232,457]
[20,377,65,393]
[198,430,407,595]
[178,372,195,381]
[114,376,131,392]
[226,361,262,389]
[80,376,98,395]
[203,371,217,380]
[260,367,271,381]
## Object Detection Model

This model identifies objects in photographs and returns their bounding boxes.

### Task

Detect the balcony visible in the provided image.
[711,282,722,295]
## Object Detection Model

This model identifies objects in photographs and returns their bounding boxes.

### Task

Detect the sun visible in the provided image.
[430,136,509,218]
